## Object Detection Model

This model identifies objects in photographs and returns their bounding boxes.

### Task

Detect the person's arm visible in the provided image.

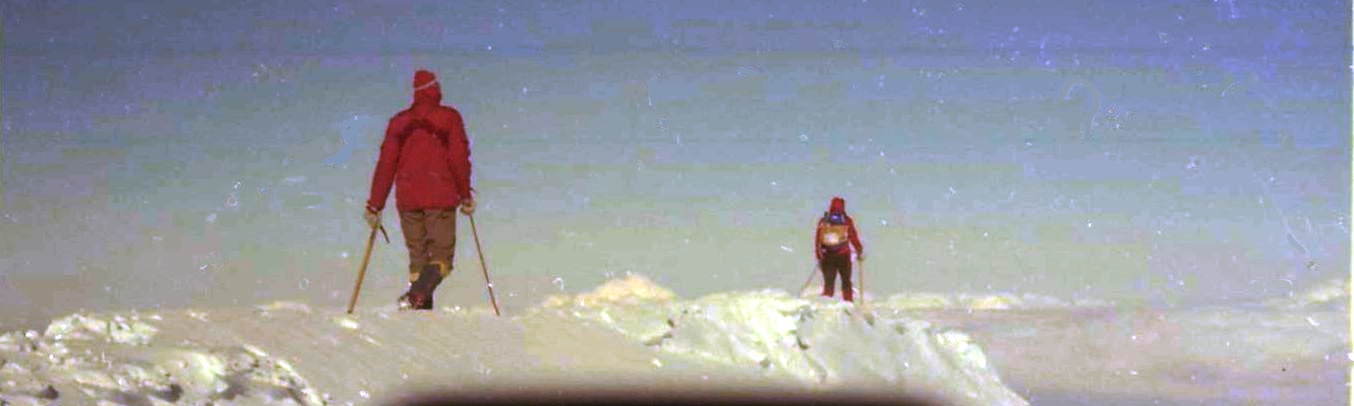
[448,109,473,201]
[367,117,405,213]
[847,216,864,257]
[814,220,824,261]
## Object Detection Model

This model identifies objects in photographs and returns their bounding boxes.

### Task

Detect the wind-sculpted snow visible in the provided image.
[0,312,325,405]
[4,275,1345,405]
[0,276,1028,406]
[535,276,1028,405]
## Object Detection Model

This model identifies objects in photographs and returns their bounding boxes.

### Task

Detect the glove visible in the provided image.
[459,196,476,215]
[364,205,381,229]
[856,252,866,262]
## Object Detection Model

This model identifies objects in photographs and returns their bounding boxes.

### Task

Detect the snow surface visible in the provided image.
[2,275,1346,406]
[0,276,1025,406]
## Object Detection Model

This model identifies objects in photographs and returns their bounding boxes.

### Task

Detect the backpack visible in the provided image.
[819,212,850,248]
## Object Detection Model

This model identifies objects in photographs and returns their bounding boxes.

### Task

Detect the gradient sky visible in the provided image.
[0,0,1348,327]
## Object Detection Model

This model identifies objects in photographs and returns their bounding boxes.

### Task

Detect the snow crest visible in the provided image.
[542,275,1029,405]
[0,313,325,406]
[1,276,1028,406]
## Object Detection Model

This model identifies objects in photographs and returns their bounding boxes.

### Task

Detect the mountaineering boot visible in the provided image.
[397,285,412,309]
[402,264,445,310]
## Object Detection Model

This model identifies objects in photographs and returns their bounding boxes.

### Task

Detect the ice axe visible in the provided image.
[346,222,389,314]
[468,214,502,316]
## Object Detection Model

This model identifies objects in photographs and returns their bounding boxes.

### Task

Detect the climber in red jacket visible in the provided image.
[814,197,864,302]
[364,69,475,310]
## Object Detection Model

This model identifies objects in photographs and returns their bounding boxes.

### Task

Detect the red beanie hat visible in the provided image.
[413,70,438,90]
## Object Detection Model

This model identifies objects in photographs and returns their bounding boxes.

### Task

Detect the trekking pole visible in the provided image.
[467,214,502,316]
[857,256,865,310]
[857,256,875,325]
[346,223,381,314]
[799,263,819,296]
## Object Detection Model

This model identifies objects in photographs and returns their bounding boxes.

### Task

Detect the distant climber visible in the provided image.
[815,197,864,302]
[365,69,476,310]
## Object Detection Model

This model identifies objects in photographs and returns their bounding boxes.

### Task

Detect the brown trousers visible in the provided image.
[398,209,457,283]
[819,253,854,302]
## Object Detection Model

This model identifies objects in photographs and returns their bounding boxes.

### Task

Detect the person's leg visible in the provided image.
[403,209,456,310]
[819,258,838,298]
[424,209,458,278]
[839,257,854,302]
[400,210,445,310]
[399,210,430,283]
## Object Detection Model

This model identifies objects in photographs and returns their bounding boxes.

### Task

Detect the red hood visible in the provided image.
[412,69,442,106]
[414,86,442,106]
[829,197,845,214]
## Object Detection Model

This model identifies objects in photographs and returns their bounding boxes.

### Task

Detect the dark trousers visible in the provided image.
[398,209,457,283]
[819,252,854,302]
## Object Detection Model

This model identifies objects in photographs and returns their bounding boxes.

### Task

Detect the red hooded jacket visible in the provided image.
[815,197,864,259]
[367,71,472,213]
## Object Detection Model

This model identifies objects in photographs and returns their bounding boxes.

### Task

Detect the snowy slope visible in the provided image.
[0,276,1027,406]
[4,276,1346,406]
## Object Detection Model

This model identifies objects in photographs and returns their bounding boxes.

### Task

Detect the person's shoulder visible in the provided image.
[390,107,416,122]
[432,105,463,121]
